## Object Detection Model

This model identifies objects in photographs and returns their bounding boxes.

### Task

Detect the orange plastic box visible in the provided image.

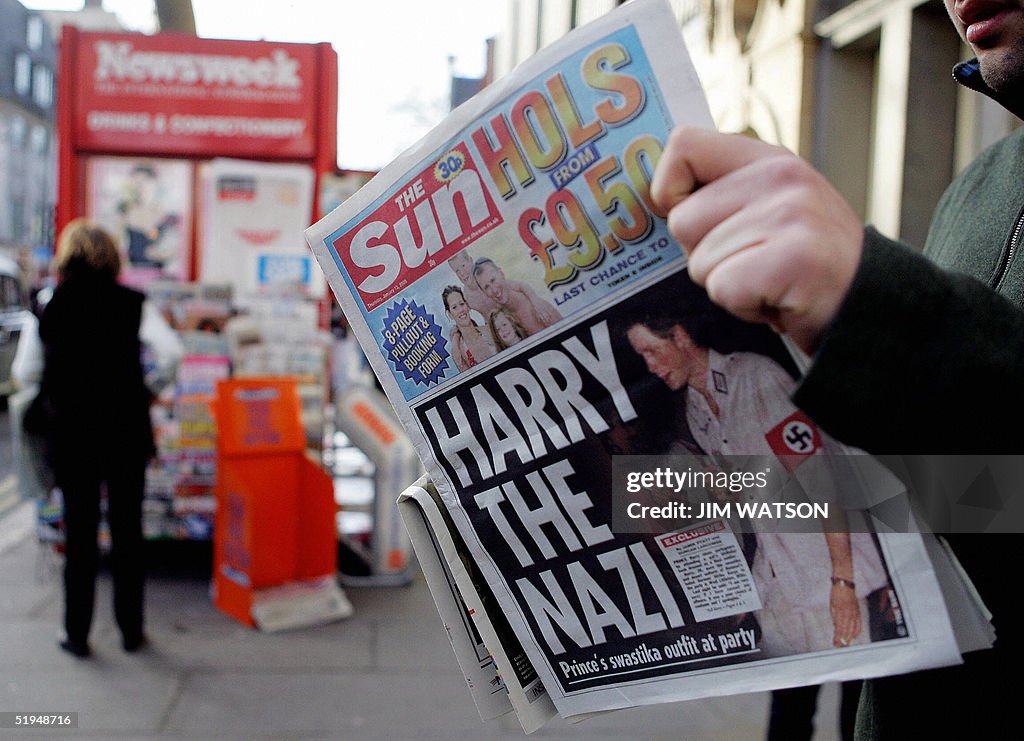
[212,377,336,626]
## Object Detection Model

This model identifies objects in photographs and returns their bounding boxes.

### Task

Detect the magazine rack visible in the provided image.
[332,384,418,586]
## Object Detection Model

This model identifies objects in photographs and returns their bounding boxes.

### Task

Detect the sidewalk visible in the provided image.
[0,499,842,740]
[0,473,19,521]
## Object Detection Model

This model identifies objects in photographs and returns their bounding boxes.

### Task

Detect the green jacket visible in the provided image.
[792,60,1022,740]
[795,67,1024,453]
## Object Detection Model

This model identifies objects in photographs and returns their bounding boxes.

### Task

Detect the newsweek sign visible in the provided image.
[73,32,319,158]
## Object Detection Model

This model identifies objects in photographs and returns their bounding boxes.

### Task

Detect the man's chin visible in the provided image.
[977,47,1024,95]
[662,375,683,392]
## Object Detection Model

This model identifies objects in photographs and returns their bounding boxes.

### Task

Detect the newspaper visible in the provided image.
[306,0,970,728]
[398,475,557,732]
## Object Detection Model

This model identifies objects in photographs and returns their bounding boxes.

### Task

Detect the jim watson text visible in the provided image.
[626,500,830,521]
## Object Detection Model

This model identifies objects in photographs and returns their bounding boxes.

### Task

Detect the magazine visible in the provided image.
[306,0,975,729]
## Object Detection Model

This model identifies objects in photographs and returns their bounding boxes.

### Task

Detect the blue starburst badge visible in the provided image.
[380,299,450,386]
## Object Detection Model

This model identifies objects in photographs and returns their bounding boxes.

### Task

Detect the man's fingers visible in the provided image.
[700,245,838,351]
[652,127,863,352]
[658,139,802,257]
[651,127,785,213]
[685,216,765,287]
[838,612,859,645]
[700,247,784,325]
[664,172,752,256]
[671,165,791,279]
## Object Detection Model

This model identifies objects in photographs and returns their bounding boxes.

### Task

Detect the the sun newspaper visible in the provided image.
[305,0,988,732]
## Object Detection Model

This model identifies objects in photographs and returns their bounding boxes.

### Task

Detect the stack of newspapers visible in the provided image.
[305,0,993,732]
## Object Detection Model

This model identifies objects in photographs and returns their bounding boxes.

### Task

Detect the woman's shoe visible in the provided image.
[122,634,148,653]
[59,639,91,659]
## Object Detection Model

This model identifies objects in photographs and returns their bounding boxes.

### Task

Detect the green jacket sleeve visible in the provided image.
[792,227,1024,454]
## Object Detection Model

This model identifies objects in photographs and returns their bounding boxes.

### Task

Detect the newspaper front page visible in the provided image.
[306,0,964,722]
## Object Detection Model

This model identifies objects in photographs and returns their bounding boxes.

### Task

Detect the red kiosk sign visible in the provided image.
[57,28,337,254]
[73,33,317,158]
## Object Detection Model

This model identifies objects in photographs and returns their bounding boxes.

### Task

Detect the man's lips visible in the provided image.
[958,2,1018,45]
[968,10,1014,44]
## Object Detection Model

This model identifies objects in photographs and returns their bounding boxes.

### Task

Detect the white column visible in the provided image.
[866,5,911,239]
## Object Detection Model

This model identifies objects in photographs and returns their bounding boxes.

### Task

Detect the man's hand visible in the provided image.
[650,127,865,354]
[830,582,862,648]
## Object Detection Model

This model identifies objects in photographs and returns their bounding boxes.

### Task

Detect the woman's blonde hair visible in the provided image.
[54,218,122,279]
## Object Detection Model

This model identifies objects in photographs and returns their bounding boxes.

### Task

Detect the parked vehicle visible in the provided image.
[0,255,32,398]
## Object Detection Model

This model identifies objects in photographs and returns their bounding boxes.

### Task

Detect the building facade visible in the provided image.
[494,0,1020,249]
[0,0,57,258]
